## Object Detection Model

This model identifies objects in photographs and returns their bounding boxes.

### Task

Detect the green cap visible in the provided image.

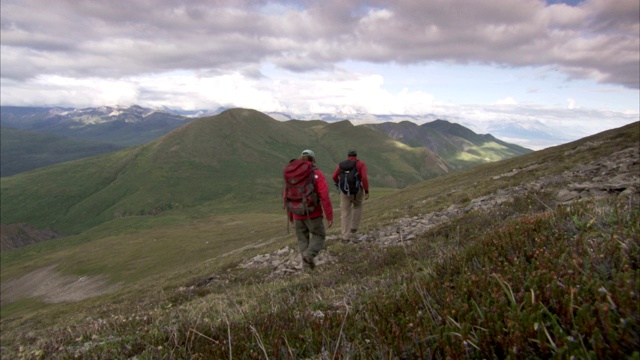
[301,149,315,158]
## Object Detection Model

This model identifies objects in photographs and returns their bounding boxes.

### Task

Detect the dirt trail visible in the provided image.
[1,265,120,304]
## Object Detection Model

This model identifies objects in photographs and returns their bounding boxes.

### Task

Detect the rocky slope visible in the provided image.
[0,223,64,252]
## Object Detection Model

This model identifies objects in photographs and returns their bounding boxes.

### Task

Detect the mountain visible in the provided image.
[0,108,451,234]
[1,121,637,359]
[0,105,193,147]
[267,112,442,125]
[0,127,124,177]
[364,120,532,170]
[2,105,596,153]
[1,105,533,176]
[267,111,573,150]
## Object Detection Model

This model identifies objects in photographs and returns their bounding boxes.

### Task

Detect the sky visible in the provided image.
[1,0,638,149]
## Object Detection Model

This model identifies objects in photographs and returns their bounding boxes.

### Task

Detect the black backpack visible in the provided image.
[338,159,360,195]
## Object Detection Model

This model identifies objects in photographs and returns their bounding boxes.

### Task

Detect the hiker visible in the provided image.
[284,149,333,270]
[332,149,369,243]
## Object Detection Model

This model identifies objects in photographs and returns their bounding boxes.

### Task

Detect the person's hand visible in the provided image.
[365,192,370,200]
[327,220,333,228]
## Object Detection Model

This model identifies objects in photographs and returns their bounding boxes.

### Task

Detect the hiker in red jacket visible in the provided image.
[332,149,369,243]
[284,149,333,270]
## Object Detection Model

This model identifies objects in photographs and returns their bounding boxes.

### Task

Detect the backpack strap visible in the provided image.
[311,165,318,189]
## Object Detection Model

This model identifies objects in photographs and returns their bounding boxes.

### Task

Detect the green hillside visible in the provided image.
[365,120,532,170]
[0,122,637,358]
[0,127,123,177]
[0,109,449,234]
[290,119,450,186]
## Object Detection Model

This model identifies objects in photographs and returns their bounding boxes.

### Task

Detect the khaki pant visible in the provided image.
[340,189,364,240]
[294,217,326,268]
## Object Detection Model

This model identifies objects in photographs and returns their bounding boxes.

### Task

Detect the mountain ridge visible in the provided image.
[1,105,530,177]
[364,120,532,170]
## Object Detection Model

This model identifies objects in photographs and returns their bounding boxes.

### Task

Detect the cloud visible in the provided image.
[495,97,518,105]
[0,75,140,107]
[1,0,638,88]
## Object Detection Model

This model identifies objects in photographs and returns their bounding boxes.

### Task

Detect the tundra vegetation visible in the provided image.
[1,121,638,359]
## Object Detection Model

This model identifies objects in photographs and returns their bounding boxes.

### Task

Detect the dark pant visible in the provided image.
[294,217,326,267]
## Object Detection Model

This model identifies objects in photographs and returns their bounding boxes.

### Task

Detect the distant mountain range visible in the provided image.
[1,105,192,176]
[265,111,572,150]
[1,104,572,148]
[0,105,531,177]
[0,105,191,147]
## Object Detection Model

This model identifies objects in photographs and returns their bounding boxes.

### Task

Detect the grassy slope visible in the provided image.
[309,119,450,186]
[0,122,637,358]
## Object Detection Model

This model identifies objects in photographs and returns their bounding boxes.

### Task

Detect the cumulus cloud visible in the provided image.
[1,0,637,88]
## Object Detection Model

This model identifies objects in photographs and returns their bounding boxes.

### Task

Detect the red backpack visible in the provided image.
[283,159,318,216]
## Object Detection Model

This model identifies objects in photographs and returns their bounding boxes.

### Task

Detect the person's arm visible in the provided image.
[331,166,340,185]
[358,161,369,194]
[315,170,333,226]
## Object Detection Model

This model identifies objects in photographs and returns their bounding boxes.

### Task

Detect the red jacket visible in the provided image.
[332,157,369,193]
[285,165,333,222]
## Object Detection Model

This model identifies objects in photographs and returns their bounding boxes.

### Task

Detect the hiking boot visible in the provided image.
[303,255,315,270]
[341,238,350,244]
